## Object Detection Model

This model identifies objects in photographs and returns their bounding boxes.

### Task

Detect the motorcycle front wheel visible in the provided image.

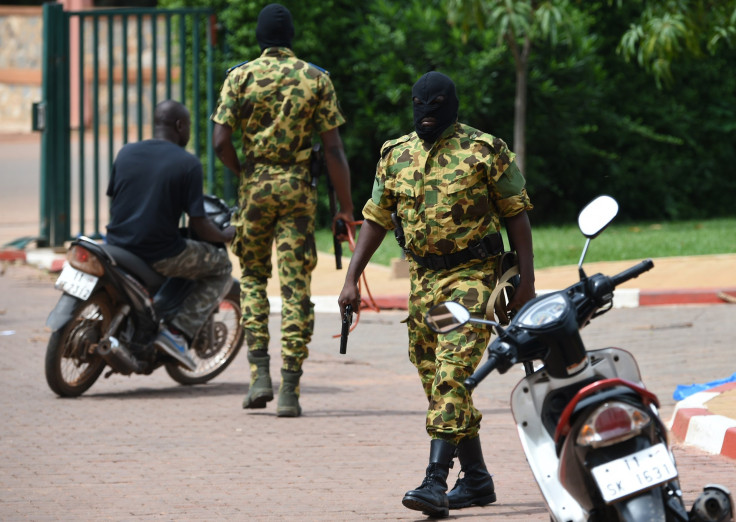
[165,281,244,385]
[45,292,110,397]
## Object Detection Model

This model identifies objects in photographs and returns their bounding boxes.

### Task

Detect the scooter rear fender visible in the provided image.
[46,293,83,332]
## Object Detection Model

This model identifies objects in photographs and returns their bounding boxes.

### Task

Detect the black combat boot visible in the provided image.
[447,436,496,509]
[402,438,456,518]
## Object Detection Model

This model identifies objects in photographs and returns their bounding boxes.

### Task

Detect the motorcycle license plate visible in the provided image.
[55,264,99,300]
[591,443,678,503]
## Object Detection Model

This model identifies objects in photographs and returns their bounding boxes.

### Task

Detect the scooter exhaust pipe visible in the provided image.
[97,336,143,374]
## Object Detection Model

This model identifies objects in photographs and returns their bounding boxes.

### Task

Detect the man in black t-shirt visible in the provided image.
[106,100,235,370]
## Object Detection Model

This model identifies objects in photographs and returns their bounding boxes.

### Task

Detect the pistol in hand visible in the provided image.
[340,304,353,354]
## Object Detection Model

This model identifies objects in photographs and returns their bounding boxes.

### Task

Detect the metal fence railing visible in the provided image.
[38,3,218,246]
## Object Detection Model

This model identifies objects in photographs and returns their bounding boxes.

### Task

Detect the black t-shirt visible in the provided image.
[106,139,205,263]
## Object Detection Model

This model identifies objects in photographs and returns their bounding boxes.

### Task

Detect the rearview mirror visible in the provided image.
[578,195,619,239]
[425,302,471,333]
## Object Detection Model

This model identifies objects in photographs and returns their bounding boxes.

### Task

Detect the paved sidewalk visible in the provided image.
[2,132,733,517]
[3,245,736,460]
[1,263,735,520]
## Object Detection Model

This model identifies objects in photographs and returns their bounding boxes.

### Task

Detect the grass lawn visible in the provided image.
[315,218,736,269]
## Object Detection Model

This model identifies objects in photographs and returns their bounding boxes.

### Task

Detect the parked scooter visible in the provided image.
[45,195,244,397]
[425,195,734,522]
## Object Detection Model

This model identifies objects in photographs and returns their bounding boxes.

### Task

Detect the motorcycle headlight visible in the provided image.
[576,401,652,448]
[517,293,569,328]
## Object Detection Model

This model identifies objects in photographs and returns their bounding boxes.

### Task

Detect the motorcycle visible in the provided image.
[425,195,734,522]
[45,195,245,397]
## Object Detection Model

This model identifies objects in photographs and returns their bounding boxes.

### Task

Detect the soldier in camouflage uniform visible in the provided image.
[107,100,235,371]
[339,71,535,517]
[211,3,354,418]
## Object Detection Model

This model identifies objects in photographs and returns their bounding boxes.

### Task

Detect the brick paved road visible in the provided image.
[1,264,734,520]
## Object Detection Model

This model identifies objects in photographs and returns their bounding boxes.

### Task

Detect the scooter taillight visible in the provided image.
[576,401,651,448]
[67,245,105,277]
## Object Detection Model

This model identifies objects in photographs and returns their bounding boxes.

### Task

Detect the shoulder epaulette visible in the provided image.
[225,60,249,77]
[380,134,412,157]
[468,128,504,152]
[307,62,329,75]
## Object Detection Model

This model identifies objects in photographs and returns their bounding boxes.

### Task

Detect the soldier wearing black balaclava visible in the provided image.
[255,3,294,50]
[339,71,536,517]
[411,71,459,143]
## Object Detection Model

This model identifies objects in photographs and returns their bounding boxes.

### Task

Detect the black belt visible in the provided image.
[410,232,503,271]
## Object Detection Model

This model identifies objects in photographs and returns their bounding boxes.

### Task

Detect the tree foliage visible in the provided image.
[617,0,736,88]
[446,0,584,173]
[160,0,736,227]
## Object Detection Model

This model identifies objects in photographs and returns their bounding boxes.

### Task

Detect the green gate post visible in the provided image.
[40,3,72,248]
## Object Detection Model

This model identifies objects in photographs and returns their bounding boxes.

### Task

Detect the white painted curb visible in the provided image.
[669,390,736,456]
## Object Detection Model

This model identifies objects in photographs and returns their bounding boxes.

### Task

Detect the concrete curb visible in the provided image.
[640,288,736,306]
[668,382,736,460]
[297,287,736,314]
[24,249,66,272]
[5,248,736,312]
[0,249,26,263]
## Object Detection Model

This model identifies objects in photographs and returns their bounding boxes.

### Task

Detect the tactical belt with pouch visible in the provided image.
[409,232,503,271]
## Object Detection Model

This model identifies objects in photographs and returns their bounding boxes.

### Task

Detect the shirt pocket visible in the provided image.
[438,167,490,230]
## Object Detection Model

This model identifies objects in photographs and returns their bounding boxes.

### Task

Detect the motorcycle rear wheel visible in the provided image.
[165,281,244,385]
[45,292,110,397]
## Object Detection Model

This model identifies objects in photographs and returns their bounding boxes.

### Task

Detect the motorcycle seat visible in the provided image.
[101,244,166,291]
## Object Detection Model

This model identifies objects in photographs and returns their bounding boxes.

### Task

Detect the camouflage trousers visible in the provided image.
[406,257,498,444]
[151,239,233,339]
[231,171,317,373]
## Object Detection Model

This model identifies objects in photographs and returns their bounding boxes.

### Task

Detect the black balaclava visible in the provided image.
[411,71,459,143]
[256,3,294,50]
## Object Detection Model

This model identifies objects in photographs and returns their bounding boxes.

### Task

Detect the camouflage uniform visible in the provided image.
[152,239,232,338]
[211,47,345,372]
[363,122,532,444]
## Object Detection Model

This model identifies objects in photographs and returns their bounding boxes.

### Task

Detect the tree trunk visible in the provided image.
[513,37,531,175]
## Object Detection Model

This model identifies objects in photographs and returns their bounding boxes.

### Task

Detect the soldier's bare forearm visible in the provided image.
[506,210,536,309]
[213,123,241,176]
[321,128,354,216]
[344,219,386,284]
[506,210,535,285]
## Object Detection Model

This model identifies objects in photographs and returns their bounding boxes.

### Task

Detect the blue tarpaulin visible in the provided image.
[673,372,736,401]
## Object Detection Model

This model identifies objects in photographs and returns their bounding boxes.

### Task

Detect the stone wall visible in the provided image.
[0,7,43,133]
[0,6,187,135]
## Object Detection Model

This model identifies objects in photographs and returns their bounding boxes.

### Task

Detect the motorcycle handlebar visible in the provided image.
[464,260,654,391]
[464,353,500,390]
[610,259,655,288]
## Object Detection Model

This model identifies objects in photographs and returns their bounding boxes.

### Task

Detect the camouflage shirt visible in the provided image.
[363,122,532,257]
[211,47,345,165]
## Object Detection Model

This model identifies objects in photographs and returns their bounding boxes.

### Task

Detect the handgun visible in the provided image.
[328,186,344,270]
[339,304,353,354]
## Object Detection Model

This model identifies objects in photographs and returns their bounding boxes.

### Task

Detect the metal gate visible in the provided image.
[37,3,222,247]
